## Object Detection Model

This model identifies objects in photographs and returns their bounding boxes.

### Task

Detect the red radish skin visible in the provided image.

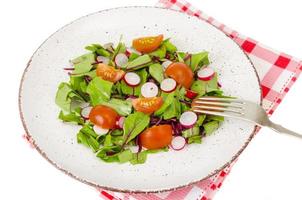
[179,111,198,128]
[96,56,109,65]
[185,90,198,99]
[197,67,215,81]
[81,106,92,119]
[160,78,177,93]
[115,53,128,67]
[141,82,159,98]
[124,72,141,87]
[162,60,172,70]
[93,125,109,135]
[171,136,186,151]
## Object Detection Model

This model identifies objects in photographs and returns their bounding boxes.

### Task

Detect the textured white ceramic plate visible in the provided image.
[19,7,261,193]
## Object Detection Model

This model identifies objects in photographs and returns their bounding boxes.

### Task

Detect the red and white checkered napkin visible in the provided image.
[98,0,302,199]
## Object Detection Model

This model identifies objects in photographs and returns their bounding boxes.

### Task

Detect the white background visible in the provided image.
[1,0,301,199]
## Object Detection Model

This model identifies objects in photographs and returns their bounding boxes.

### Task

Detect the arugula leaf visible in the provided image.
[154,91,176,116]
[104,134,112,147]
[59,110,84,125]
[188,135,202,144]
[85,44,111,57]
[86,77,113,106]
[123,112,150,144]
[203,121,219,136]
[128,53,140,61]
[130,151,147,165]
[87,136,100,152]
[206,73,219,92]
[73,60,93,74]
[191,80,206,97]
[125,55,152,70]
[182,126,200,138]
[118,150,133,163]
[206,115,224,122]
[77,132,90,147]
[185,52,209,72]
[112,42,126,60]
[96,146,121,163]
[149,63,164,83]
[120,80,134,95]
[71,53,95,65]
[177,52,186,62]
[100,98,132,116]
[149,45,166,59]
[111,129,123,136]
[163,99,181,120]
[70,69,97,78]
[55,83,72,112]
[162,39,177,53]
[111,136,124,146]
[80,124,98,138]
[77,126,100,152]
[196,114,206,126]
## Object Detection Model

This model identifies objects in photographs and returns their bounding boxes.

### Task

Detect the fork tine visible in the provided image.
[192,109,235,117]
[197,97,244,104]
[193,105,244,114]
[193,100,243,108]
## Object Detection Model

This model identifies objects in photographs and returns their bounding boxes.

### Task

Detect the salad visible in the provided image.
[55,35,225,164]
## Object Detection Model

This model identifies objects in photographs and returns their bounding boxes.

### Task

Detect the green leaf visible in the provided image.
[70,69,97,78]
[185,52,209,72]
[130,151,147,165]
[154,91,176,116]
[134,69,148,96]
[206,73,219,93]
[96,48,111,57]
[73,61,93,74]
[120,80,135,95]
[203,121,219,136]
[85,44,111,57]
[55,82,72,112]
[86,77,113,106]
[71,53,95,65]
[77,132,90,147]
[182,126,200,138]
[177,52,186,62]
[123,112,150,144]
[100,98,132,116]
[149,63,164,83]
[125,55,152,70]
[96,146,121,163]
[162,39,177,53]
[149,45,166,59]
[128,53,140,61]
[196,115,206,126]
[188,135,202,144]
[104,134,112,147]
[163,99,181,119]
[80,125,98,138]
[111,129,123,136]
[206,115,224,122]
[111,136,124,146]
[58,110,84,125]
[87,136,100,152]
[112,42,126,60]
[146,147,169,154]
[191,80,206,97]
[118,150,133,163]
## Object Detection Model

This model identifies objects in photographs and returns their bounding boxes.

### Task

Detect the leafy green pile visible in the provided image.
[55,37,225,165]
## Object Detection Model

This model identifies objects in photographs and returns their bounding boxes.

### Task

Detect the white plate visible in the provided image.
[19,7,261,193]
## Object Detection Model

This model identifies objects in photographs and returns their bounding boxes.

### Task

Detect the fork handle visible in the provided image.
[268,121,302,139]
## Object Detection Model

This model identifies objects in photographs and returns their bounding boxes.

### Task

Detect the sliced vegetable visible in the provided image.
[161,60,172,70]
[160,78,177,93]
[124,72,141,87]
[93,125,109,135]
[139,125,172,149]
[132,97,163,114]
[96,64,125,83]
[132,34,164,53]
[185,89,198,99]
[115,53,128,68]
[165,62,193,88]
[81,106,92,119]
[89,105,119,129]
[117,116,125,129]
[197,67,215,81]
[179,111,198,128]
[170,136,186,151]
[141,82,159,98]
[96,56,110,64]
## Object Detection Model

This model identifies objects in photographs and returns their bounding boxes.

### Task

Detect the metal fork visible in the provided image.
[192,97,302,139]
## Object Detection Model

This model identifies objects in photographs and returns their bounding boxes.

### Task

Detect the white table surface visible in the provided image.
[1,0,301,199]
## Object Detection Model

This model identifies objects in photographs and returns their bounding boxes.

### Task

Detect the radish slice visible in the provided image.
[162,60,173,70]
[141,82,159,98]
[185,90,198,99]
[96,56,109,64]
[115,53,128,67]
[103,42,114,49]
[124,72,141,87]
[197,67,215,81]
[160,78,177,93]
[179,111,198,128]
[171,136,186,151]
[126,47,142,56]
[128,145,140,153]
[93,125,109,135]
[117,116,125,129]
[81,106,92,119]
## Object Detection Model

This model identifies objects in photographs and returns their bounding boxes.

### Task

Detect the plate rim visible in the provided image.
[18,6,263,193]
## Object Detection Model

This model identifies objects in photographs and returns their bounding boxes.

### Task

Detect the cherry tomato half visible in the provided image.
[89,105,119,129]
[96,63,125,83]
[132,97,163,114]
[132,34,164,53]
[139,125,173,150]
[165,62,193,89]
